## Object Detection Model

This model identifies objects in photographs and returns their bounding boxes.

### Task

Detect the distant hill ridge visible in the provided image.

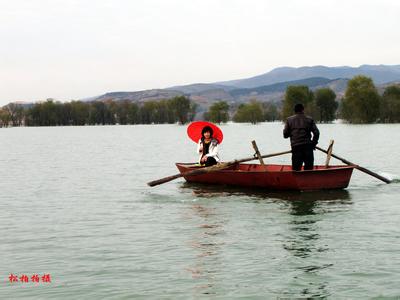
[90,64,400,107]
[216,64,400,88]
[230,77,336,96]
[95,89,184,102]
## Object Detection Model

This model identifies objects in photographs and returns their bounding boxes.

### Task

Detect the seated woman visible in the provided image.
[197,126,220,167]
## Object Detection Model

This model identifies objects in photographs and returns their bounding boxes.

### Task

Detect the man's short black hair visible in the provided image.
[294,103,304,113]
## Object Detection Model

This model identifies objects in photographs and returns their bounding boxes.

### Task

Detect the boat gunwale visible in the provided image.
[175,163,356,174]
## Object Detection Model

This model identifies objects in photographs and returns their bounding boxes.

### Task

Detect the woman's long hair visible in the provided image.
[201,126,214,143]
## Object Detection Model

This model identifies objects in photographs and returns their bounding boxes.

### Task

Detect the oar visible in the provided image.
[147,150,291,187]
[316,146,391,184]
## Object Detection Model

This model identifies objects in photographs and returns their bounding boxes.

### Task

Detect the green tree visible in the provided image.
[107,100,122,124]
[0,108,11,127]
[14,96,199,127]
[188,102,198,122]
[42,100,59,126]
[381,85,400,123]
[170,96,191,124]
[89,101,106,125]
[233,100,264,124]
[155,100,171,123]
[263,102,280,121]
[282,86,314,120]
[3,103,25,126]
[341,75,380,123]
[58,102,72,125]
[140,101,158,124]
[70,101,90,125]
[127,102,140,124]
[25,103,40,126]
[314,88,338,122]
[204,101,229,123]
[118,101,129,125]
[88,101,115,125]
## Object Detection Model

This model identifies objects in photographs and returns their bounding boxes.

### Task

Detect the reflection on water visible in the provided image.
[183,203,225,296]
[181,182,351,202]
[283,200,326,259]
[181,182,353,298]
[281,196,352,298]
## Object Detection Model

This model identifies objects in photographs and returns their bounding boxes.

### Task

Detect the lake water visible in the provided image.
[1,123,400,299]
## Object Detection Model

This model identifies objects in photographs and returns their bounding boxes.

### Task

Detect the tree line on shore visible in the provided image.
[1,75,400,127]
[0,96,197,127]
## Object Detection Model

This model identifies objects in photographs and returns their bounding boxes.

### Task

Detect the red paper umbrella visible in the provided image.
[187,121,224,144]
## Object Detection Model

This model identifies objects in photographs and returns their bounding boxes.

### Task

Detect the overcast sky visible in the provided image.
[0,0,399,105]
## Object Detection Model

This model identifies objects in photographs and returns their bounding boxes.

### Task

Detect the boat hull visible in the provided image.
[176,163,354,191]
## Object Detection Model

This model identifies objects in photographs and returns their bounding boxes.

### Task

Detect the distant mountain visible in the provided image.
[377,80,400,94]
[228,77,349,102]
[90,77,352,108]
[95,89,184,102]
[89,64,400,109]
[217,64,400,88]
[92,77,350,110]
[166,83,235,94]
[231,77,335,96]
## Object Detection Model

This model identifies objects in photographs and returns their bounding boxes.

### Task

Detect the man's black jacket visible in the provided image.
[283,112,320,147]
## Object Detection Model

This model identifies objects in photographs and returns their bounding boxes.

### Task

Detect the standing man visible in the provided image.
[283,103,319,171]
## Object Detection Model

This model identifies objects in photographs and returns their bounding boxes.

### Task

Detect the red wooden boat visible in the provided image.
[175,163,355,191]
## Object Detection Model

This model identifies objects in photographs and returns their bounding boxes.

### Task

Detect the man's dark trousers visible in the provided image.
[291,144,314,171]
